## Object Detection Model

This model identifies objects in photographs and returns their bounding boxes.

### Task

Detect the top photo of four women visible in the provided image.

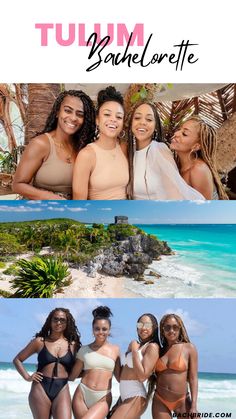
[9,84,233,201]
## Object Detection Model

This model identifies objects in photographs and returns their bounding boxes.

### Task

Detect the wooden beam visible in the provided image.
[217,89,228,120]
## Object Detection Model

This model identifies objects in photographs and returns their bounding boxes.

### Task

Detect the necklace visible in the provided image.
[52,136,73,164]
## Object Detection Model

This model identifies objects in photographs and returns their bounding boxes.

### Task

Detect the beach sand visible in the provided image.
[0,263,139,298]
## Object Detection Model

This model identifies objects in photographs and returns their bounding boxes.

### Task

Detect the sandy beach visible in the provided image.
[0,261,138,298]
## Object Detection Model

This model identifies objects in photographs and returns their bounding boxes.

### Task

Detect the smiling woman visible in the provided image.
[12,90,96,200]
[69,306,120,419]
[73,85,129,200]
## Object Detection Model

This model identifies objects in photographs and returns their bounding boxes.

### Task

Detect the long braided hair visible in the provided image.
[127,101,164,199]
[180,116,228,200]
[160,313,190,354]
[41,90,96,153]
[35,307,81,351]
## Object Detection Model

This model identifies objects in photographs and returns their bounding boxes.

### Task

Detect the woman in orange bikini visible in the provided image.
[13,90,96,200]
[152,313,198,418]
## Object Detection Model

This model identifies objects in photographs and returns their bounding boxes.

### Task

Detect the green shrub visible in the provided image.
[0,262,6,269]
[10,257,71,298]
[0,233,24,255]
[2,263,19,275]
[0,289,13,297]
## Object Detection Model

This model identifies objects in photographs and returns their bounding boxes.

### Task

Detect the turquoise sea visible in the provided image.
[124,224,236,298]
[0,362,235,418]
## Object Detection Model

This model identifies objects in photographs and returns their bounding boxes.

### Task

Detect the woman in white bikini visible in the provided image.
[110,313,160,419]
[69,306,120,419]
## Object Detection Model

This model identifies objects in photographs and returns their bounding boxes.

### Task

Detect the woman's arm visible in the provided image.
[68,358,84,381]
[12,136,66,200]
[72,146,95,200]
[113,346,121,382]
[188,343,198,413]
[131,341,159,382]
[13,338,43,382]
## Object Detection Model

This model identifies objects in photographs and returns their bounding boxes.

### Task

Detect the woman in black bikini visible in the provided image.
[13,307,81,419]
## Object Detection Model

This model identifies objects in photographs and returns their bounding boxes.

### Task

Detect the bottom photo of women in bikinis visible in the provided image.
[0,298,235,419]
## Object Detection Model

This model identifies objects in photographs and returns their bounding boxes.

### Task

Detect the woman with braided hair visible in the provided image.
[170,116,228,199]
[13,307,81,419]
[152,313,198,418]
[12,90,96,200]
[128,102,205,200]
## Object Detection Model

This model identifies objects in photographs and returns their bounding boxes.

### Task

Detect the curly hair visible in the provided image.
[160,313,190,353]
[35,307,81,351]
[127,101,164,199]
[41,90,96,153]
[92,305,113,327]
[178,116,228,200]
[96,86,124,114]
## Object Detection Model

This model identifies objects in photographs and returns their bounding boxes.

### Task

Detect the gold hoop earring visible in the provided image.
[189,149,198,161]
[118,130,126,139]
[94,125,100,141]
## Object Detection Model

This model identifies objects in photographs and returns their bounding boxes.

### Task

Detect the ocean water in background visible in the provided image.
[1,363,236,418]
[124,224,236,298]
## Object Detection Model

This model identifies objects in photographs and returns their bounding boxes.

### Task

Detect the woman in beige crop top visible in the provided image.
[73,86,129,200]
[12,90,95,200]
[110,313,159,419]
[69,306,120,419]
[152,313,198,418]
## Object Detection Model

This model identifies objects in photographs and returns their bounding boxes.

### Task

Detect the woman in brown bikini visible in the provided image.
[152,313,198,418]
[12,90,95,200]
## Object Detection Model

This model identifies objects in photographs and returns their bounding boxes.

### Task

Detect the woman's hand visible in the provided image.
[27,371,44,382]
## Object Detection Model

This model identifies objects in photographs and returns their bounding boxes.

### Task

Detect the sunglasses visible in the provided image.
[136,322,153,330]
[163,324,180,332]
[52,317,67,324]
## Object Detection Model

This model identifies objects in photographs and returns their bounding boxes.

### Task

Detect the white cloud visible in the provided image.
[189,200,211,205]
[26,200,42,204]
[100,208,112,211]
[68,207,88,212]
[0,205,42,212]
[48,207,65,212]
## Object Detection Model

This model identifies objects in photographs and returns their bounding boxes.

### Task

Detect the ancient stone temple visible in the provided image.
[114,216,129,224]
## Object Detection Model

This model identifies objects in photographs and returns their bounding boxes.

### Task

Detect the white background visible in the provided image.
[0,0,235,82]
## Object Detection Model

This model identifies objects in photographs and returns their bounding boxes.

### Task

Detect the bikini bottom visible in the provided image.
[40,376,68,401]
[155,390,187,412]
[79,382,111,409]
[119,380,147,402]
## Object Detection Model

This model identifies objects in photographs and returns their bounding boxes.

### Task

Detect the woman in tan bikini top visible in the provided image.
[73,86,129,200]
[12,90,95,200]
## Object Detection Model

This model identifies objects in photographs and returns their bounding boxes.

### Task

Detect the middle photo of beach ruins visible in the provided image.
[1,200,236,299]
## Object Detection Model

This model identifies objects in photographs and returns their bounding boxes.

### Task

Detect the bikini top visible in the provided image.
[76,345,115,372]
[37,341,75,376]
[121,342,149,369]
[155,343,187,373]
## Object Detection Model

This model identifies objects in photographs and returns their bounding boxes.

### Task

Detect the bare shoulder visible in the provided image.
[184,342,197,353]
[76,144,96,161]
[119,141,128,156]
[191,160,212,177]
[110,343,120,353]
[27,134,50,151]
[146,342,160,354]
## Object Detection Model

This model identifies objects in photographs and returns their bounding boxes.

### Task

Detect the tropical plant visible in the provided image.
[0,232,24,255]
[10,257,71,298]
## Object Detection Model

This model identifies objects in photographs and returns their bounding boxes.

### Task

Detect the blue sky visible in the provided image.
[0,200,236,224]
[0,298,235,374]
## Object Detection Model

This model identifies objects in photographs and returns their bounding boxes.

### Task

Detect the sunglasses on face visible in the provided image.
[94,327,109,332]
[136,322,153,330]
[52,317,67,324]
[163,324,180,332]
